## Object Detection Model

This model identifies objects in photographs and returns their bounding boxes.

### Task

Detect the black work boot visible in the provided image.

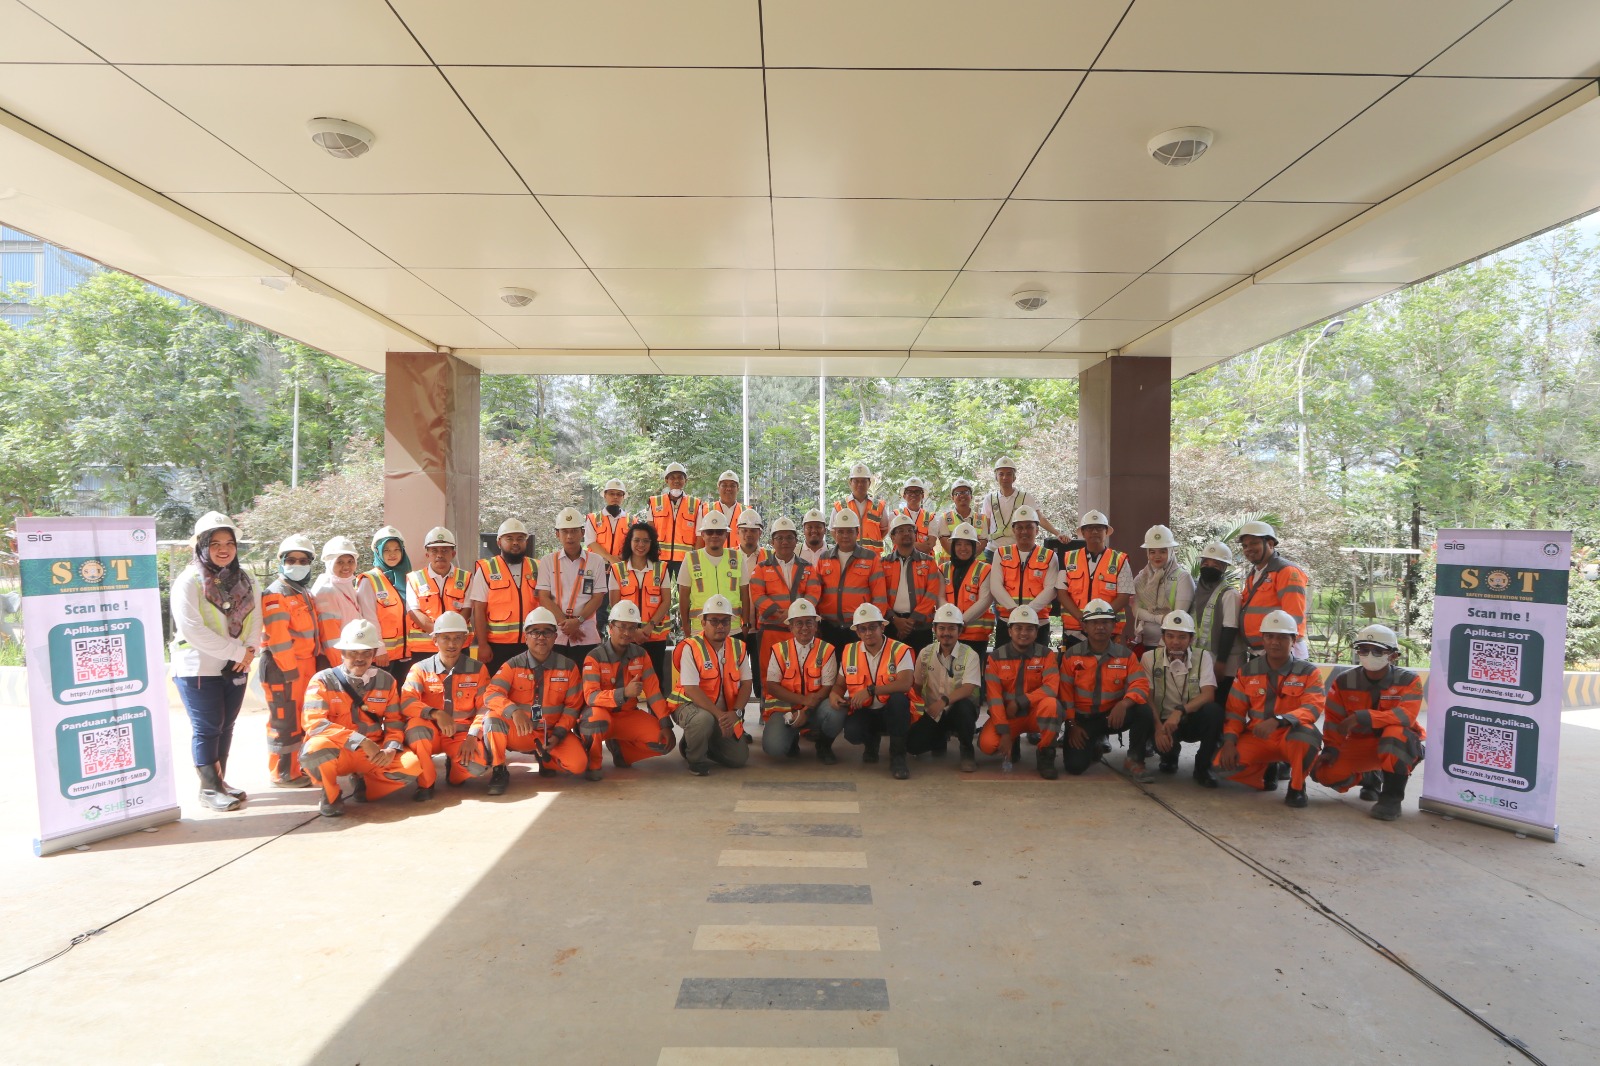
[196,765,241,812]
[816,737,838,765]
[1158,753,1179,774]
[217,760,246,800]
[412,785,434,802]
[862,735,881,764]
[1371,770,1407,821]
[959,742,977,773]
[487,766,510,796]
[1285,786,1308,808]
[889,737,909,780]
[606,739,631,769]
[1036,743,1059,781]
[1358,771,1382,802]
[1261,763,1281,792]
[318,796,345,818]
[787,734,801,758]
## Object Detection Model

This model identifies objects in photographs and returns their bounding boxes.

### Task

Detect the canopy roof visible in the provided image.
[2,0,1598,377]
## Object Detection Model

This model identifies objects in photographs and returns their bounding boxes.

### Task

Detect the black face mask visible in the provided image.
[1200,566,1224,585]
[606,504,622,516]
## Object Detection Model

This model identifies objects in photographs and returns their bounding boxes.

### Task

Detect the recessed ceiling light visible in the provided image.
[307,117,375,159]
[1012,289,1049,312]
[1147,126,1214,167]
[499,286,538,308]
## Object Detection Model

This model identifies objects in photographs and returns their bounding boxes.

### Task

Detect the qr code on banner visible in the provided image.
[1467,639,1521,686]
[71,634,128,686]
[78,724,135,778]
[1464,722,1517,773]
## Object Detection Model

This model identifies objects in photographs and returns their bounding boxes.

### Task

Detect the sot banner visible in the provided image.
[18,517,180,856]
[1420,528,1572,841]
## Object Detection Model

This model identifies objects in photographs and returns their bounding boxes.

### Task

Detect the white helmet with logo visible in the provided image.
[278,533,315,559]
[851,602,886,627]
[321,535,358,563]
[888,513,917,533]
[664,461,687,476]
[1260,610,1299,635]
[1199,540,1233,565]
[333,619,382,651]
[424,526,455,548]
[700,594,734,617]
[718,469,740,484]
[1011,505,1040,525]
[1078,510,1110,529]
[802,509,828,526]
[738,510,764,529]
[950,477,975,492]
[1354,623,1399,651]
[432,611,470,635]
[698,510,731,533]
[370,525,404,552]
[193,511,238,540]
[1239,520,1278,542]
[1143,525,1178,550]
[787,599,819,621]
[993,457,1018,472]
[523,606,559,630]
[553,508,585,530]
[770,516,798,534]
[933,603,965,626]
[497,518,528,538]
[951,522,981,543]
[608,600,642,625]
[602,479,627,495]
[1081,599,1117,622]
[830,508,860,530]
[1007,605,1040,626]
[1161,609,1196,634]
[848,463,872,480]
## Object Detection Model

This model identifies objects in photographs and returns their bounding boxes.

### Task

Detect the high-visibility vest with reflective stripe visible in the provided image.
[881,550,943,624]
[649,494,702,563]
[587,511,631,558]
[983,642,1058,717]
[985,489,1037,545]
[943,559,994,642]
[301,668,404,746]
[996,544,1054,618]
[357,569,406,658]
[1192,578,1240,674]
[261,577,322,669]
[683,549,744,635]
[475,556,540,645]
[1059,643,1149,720]
[1147,647,1203,718]
[1224,657,1323,744]
[1323,666,1425,769]
[406,567,471,654]
[484,650,583,732]
[839,638,919,720]
[402,654,491,732]
[1060,548,1128,631]
[177,583,257,656]
[709,500,748,530]
[749,555,819,630]
[891,506,932,542]
[833,496,887,551]
[1239,554,1309,647]
[582,640,669,723]
[611,560,671,641]
[813,547,887,624]
[669,635,747,737]
[764,638,833,719]
[935,506,981,563]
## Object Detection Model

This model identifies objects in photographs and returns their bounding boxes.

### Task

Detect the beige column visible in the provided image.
[384,351,480,561]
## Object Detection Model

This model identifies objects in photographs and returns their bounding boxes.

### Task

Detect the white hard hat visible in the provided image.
[321,535,358,562]
[698,510,731,533]
[851,602,886,627]
[608,600,642,625]
[700,594,734,617]
[278,533,315,558]
[993,457,1018,471]
[424,526,455,547]
[802,509,827,525]
[333,619,382,651]
[718,469,740,484]
[1081,599,1117,621]
[848,463,872,480]
[1354,623,1400,651]
[787,599,819,621]
[602,479,627,494]
[553,508,585,530]
[950,477,974,492]
[1078,510,1110,529]
[193,511,238,540]
[497,518,528,537]
[1143,525,1178,550]
[932,603,964,626]
[888,513,917,533]
[770,516,798,534]
[523,606,559,630]
[432,610,470,635]
[370,525,404,552]
[902,478,924,492]
[1260,610,1299,636]
[738,510,764,529]
[664,461,687,476]
[830,508,860,530]
[1007,605,1040,626]
[1200,540,1233,565]
[951,522,981,543]
[1239,520,1278,541]
[1011,505,1040,525]
[1161,609,1196,634]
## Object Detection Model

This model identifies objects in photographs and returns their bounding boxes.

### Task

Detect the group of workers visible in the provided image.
[170,458,1424,825]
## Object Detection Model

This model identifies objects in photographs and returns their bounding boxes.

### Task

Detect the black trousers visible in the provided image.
[485,642,522,675]
[905,695,979,753]
[1155,701,1225,773]
[739,630,762,697]
[960,638,990,678]
[818,620,860,654]
[841,693,912,745]
[641,639,670,690]
[558,643,597,672]
[383,655,413,685]
[889,616,933,654]
[1063,706,1155,775]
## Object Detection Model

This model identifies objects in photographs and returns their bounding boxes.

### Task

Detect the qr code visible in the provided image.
[1467,639,1520,686]
[71,635,128,686]
[1464,722,1516,772]
[78,724,135,777]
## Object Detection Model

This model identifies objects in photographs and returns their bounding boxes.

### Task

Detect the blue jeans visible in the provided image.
[761,698,846,757]
[175,674,247,768]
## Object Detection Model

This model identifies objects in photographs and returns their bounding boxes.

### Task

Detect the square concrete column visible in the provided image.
[1077,355,1171,557]
[384,351,480,559]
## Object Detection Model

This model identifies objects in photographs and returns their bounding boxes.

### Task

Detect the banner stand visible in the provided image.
[35,805,180,857]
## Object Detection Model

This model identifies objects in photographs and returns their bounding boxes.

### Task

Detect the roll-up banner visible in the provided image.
[1420,529,1572,841]
[17,517,180,856]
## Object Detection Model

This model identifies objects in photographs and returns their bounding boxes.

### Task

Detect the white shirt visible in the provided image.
[930,508,980,541]
[738,546,764,585]
[168,565,262,677]
[799,544,826,567]
[1139,648,1218,717]
[679,641,754,696]
[886,552,917,613]
[536,550,610,646]
[860,643,915,679]
[466,559,529,604]
[765,639,838,689]
[980,489,1035,549]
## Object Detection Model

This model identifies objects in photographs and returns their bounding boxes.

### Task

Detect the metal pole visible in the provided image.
[818,374,827,511]
[742,373,750,505]
[290,362,301,490]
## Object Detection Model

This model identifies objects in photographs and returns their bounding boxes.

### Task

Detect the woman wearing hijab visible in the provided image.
[169,511,260,812]
[312,536,380,662]
[1129,525,1195,659]
[359,526,412,682]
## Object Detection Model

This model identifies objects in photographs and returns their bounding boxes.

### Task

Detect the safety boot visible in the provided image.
[1284,787,1308,808]
[606,739,631,769]
[487,766,510,795]
[350,775,367,803]
[584,768,604,781]
[816,737,838,765]
[216,760,246,800]
[1370,770,1407,821]
[412,785,434,802]
[196,765,241,812]
[959,742,978,773]
[272,772,312,789]
[1358,771,1382,802]
[318,796,345,818]
[1036,743,1059,780]
[889,737,909,780]
[862,735,881,764]
[1261,763,1280,792]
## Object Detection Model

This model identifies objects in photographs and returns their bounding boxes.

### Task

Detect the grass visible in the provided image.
[0,640,23,667]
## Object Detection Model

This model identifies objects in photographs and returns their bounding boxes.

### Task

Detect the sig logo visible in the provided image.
[1457,788,1518,811]
[1441,540,1466,551]
[25,532,53,543]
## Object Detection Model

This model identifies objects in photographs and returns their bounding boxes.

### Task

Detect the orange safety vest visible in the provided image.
[764,637,834,720]
[1058,642,1149,721]
[485,650,584,732]
[260,577,325,673]
[357,569,407,659]
[475,556,540,645]
[1224,657,1324,744]
[748,554,821,631]
[813,547,888,625]
[402,654,491,732]
[943,558,994,642]
[611,560,671,641]
[1060,548,1127,631]
[983,642,1058,717]
[833,496,888,551]
[891,507,933,541]
[587,510,631,558]
[301,668,405,746]
[1239,554,1309,647]
[881,550,943,625]
[709,499,748,530]
[405,567,471,654]
[996,544,1055,618]
[582,639,669,722]
[649,493,702,563]
[669,635,748,738]
[839,638,918,720]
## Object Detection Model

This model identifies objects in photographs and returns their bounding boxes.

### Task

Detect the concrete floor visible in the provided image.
[2,685,1598,1066]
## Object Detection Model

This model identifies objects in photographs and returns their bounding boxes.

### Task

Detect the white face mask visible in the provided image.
[282,563,311,582]
[346,662,372,680]
[669,487,683,498]
[1358,652,1391,672]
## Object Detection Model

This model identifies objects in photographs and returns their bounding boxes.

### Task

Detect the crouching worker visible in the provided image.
[670,594,752,777]
[833,603,917,780]
[401,611,492,801]
[301,620,422,818]
[1217,610,1324,808]
[482,607,588,792]
[1142,609,1225,788]
[582,599,677,774]
[761,600,845,763]
[1060,599,1154,779]
[910,603,983,771]
[978,606,1062,778]
[1313,624,1425,821]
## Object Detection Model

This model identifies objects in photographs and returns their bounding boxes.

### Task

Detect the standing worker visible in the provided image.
[942,522,995,671]
[746,516,821,685]
[170,511,259,812]
[586,479,632,564]
[1238,521,1311,659]
[989,505,1058,649]
[832,603,917,779]
[482,607,590,788]
[760,600,844,763]
[469,518,540,675]
[1312,624,1425,821]
[799,508,830,566]
[981,457,1061,554]
[610,521,673,684]
[406,527,472,666]
[258,533,323,788]
[882,513,946,654]
[908,603,983,771]
[649,461,704,579]
[977,605,1062,778]
[1128,525,1195,657]
[400,611,492,800]
[677,509,743,641]
[707,470,750,529]
[1142,609,1224,787]
[933,477,987,561]
[833,463,888,553]
[735,510,769,696]
[893,478,938,556]
[1057,511,1134,650]
[813,509,889,652]
[1216,610,1324,808]
[360,526,412,682]
[537,507,610,668]
[312,536,378,659]
[1190,541,1244,704]
[1059,600,1154,780]
[581,600,678,774]
[669,595,752,776]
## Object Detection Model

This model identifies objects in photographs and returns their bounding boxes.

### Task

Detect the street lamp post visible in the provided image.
[1296,318,1344,483]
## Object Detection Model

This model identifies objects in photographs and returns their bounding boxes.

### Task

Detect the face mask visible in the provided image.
[282,563,311,582]
[1359,652,1391,672]
[606,504,622,516]
[1200,566,1224,584]
[345,662,372,681]
[669,488,683,498]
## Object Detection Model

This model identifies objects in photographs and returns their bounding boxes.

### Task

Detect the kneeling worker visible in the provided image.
[1060,600,1154,779]
[401,611,492,800]
[1141,609,1224,788]
[582,600,677,773]
[483,607,589,790]
[300,620,422,818]
[832,603,917,779]
[1312,624,1424,821]
[977,605,1062,778]
[760,600,844,763]
[1217,609,1325,808]
[909,603,983,771]
[670,594,752,776]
